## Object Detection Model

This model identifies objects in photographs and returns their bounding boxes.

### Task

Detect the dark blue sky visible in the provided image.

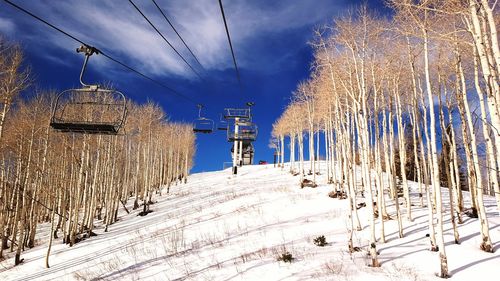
[0,0,388,172]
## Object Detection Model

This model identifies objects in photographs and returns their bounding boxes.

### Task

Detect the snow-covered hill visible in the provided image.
[1,164,499,280]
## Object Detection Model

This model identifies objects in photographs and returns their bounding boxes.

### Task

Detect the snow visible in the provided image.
[1,163,499,280]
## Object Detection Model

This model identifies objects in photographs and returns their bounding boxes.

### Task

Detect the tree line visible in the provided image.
[272,0,498,277]
[0,38,196,267]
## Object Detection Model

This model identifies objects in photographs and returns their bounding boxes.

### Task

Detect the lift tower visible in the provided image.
[224,102,257,175]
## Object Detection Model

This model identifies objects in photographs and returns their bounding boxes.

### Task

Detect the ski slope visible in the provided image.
[1,163,499,280]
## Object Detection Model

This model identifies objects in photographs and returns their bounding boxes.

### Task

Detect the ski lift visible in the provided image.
[193,104,214,133]
[50,45,127,134]
[217,114,228,131]
[227,121,258,142]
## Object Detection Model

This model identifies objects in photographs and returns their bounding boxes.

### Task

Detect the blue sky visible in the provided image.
[0,0,388,172]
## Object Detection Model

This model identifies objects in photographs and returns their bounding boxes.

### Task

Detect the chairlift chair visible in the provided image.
[217,114,228,131]
[193,104,214,133]
[50,45,127,134]
[227,121,258,142]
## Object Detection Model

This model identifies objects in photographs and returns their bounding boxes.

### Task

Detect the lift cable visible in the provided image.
[128,0,205,82]
[218,0,242,90]
[3,0,201,106]
[151,0,204,69]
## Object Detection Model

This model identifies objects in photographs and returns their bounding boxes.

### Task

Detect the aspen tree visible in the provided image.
[391,1,449,275]
[337,7,381,266]
[0,41,30,142]
[453,35,493,251]
[294,81,317,181]
[473,46,500,214]
[436,63,460,244]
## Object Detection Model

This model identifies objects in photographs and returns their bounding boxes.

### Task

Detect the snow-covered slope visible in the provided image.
[1,164,499,280]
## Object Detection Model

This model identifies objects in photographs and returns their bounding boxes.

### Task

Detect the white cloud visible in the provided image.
[2,0,346,79]
[0,16,15,34]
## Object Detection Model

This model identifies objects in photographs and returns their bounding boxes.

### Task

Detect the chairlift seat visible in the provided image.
[50,122,120,134]
[193,117,214,134]
[193,128,213,134]
[50,88,127,135]
[218,126,228,131]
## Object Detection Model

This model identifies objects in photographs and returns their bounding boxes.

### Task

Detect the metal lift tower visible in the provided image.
[223,103,257,175]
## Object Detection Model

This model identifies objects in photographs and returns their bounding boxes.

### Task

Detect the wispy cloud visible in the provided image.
[0,16,15,34]
[1,0,348,79]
